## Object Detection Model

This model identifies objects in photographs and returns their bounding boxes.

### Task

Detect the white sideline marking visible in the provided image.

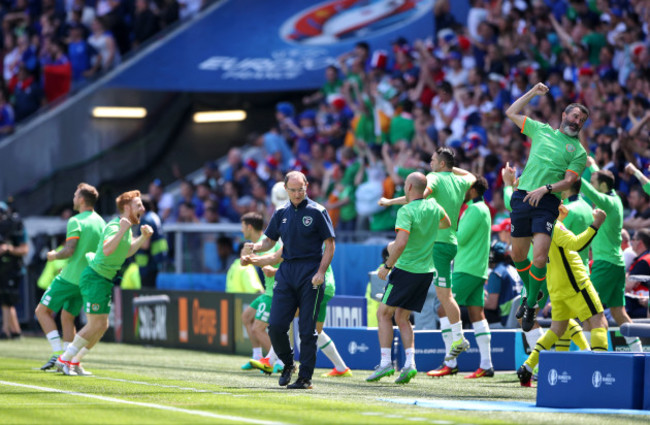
[0,380,287,425]
[93,376,231,395]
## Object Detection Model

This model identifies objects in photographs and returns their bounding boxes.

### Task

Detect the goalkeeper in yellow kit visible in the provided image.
[518,205,609,386]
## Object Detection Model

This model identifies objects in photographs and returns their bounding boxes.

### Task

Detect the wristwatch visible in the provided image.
[546,184,553,193]
[384,264,393,270]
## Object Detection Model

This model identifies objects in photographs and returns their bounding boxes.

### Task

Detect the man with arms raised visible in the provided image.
[505,83,588,332]
[518,205,609,386]
[36,183,105,373]
[56,190,153,375]
[580,158,643,351]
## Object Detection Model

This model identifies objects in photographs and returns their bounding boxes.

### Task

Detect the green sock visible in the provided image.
[514,259,531,300]
[528,264,546,308]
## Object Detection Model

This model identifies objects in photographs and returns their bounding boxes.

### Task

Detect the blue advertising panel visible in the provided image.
[294,326,403,370]
[322,296,367,327]
[414,330,516,372]
[109,0,435,92]
[537,352,645,410]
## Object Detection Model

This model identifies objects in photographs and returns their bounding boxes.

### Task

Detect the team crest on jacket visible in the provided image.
[566,144,576,152]
[303,216,313,226]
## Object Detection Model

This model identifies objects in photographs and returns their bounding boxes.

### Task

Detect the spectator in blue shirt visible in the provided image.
[174,179,204,220]
[9,65,42,122]
[66,24,92,82]
[0,91,16,136]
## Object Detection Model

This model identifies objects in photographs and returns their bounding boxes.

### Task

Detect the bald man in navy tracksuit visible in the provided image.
[247,171,335,389]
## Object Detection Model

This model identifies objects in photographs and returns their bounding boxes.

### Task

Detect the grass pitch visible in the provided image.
[0,337,647,424]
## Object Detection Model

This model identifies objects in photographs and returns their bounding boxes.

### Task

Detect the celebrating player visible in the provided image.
[56,190,153,375]
[36,183,105,373]
[505,82,588,332]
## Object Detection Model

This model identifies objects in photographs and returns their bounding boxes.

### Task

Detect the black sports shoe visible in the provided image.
[287,377,312,389]
[279,363,296,386]
[521,304,537,332]
[515,297,527,319]
[40,354,59,371]
[517,364,533,387]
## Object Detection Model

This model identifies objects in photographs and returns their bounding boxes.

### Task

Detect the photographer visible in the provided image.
[0,201,28,339]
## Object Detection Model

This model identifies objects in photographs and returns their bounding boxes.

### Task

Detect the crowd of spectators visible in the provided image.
[0,0,206,134]
[140,1,649,320]
[158,0,649,237]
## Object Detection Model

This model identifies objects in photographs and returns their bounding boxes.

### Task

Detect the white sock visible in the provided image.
[525,327,544,352]
[472,320,492,370]
[318,331,347,372]
[404,348,415,369]
[60,335,88,362]
[252,347,262,360]
[380,347,392,367]
[63,342,70,350]
[46,330,62,352]
[583,331,591,344]
[450,321,463,342]
[440,317,456,368]
[266,346,278,364]
[71,347,90,364]
[625,336,643,352]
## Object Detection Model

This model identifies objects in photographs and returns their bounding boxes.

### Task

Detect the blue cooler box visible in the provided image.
[537,351,645,410]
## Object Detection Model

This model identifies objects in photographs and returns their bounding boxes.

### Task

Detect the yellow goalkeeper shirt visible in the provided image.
[548,221,598,299]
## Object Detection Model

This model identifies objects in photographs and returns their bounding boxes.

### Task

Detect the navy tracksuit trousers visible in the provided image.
[268,260,324,380]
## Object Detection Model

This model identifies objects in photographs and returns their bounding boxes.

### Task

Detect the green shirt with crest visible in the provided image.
[518,117,587,198]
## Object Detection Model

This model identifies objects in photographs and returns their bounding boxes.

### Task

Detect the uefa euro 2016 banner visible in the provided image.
[108,0,437,92]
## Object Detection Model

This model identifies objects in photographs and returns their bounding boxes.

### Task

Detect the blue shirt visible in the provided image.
[264,198,335,262]
[68,40,91,81]
[486,262,522,326]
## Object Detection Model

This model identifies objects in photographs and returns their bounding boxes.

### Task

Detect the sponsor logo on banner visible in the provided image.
[592,370,602,388]
[592,370,616,388]
[324,305,364,327]
[198,49,333,81]
[279,0,434,45]
[548,368,572,386]
[138,304,168,341]
[348,341,369,355]
[192,298,217,344]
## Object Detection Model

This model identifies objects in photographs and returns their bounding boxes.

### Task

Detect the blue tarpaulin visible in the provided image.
[109,0,435,92]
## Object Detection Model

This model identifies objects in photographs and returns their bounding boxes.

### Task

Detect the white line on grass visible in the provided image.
[93,376,232,395]
[0,380,288,425]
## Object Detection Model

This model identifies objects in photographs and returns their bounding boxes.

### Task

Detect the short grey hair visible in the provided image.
[564,103,589,120]
[284,171,308,185]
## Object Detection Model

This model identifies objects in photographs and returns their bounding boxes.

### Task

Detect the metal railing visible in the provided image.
[163,223,394,274]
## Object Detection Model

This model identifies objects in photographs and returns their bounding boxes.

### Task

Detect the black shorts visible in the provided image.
[0,274,22,306]
[510,190,561,238]
[382,268,434,313]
